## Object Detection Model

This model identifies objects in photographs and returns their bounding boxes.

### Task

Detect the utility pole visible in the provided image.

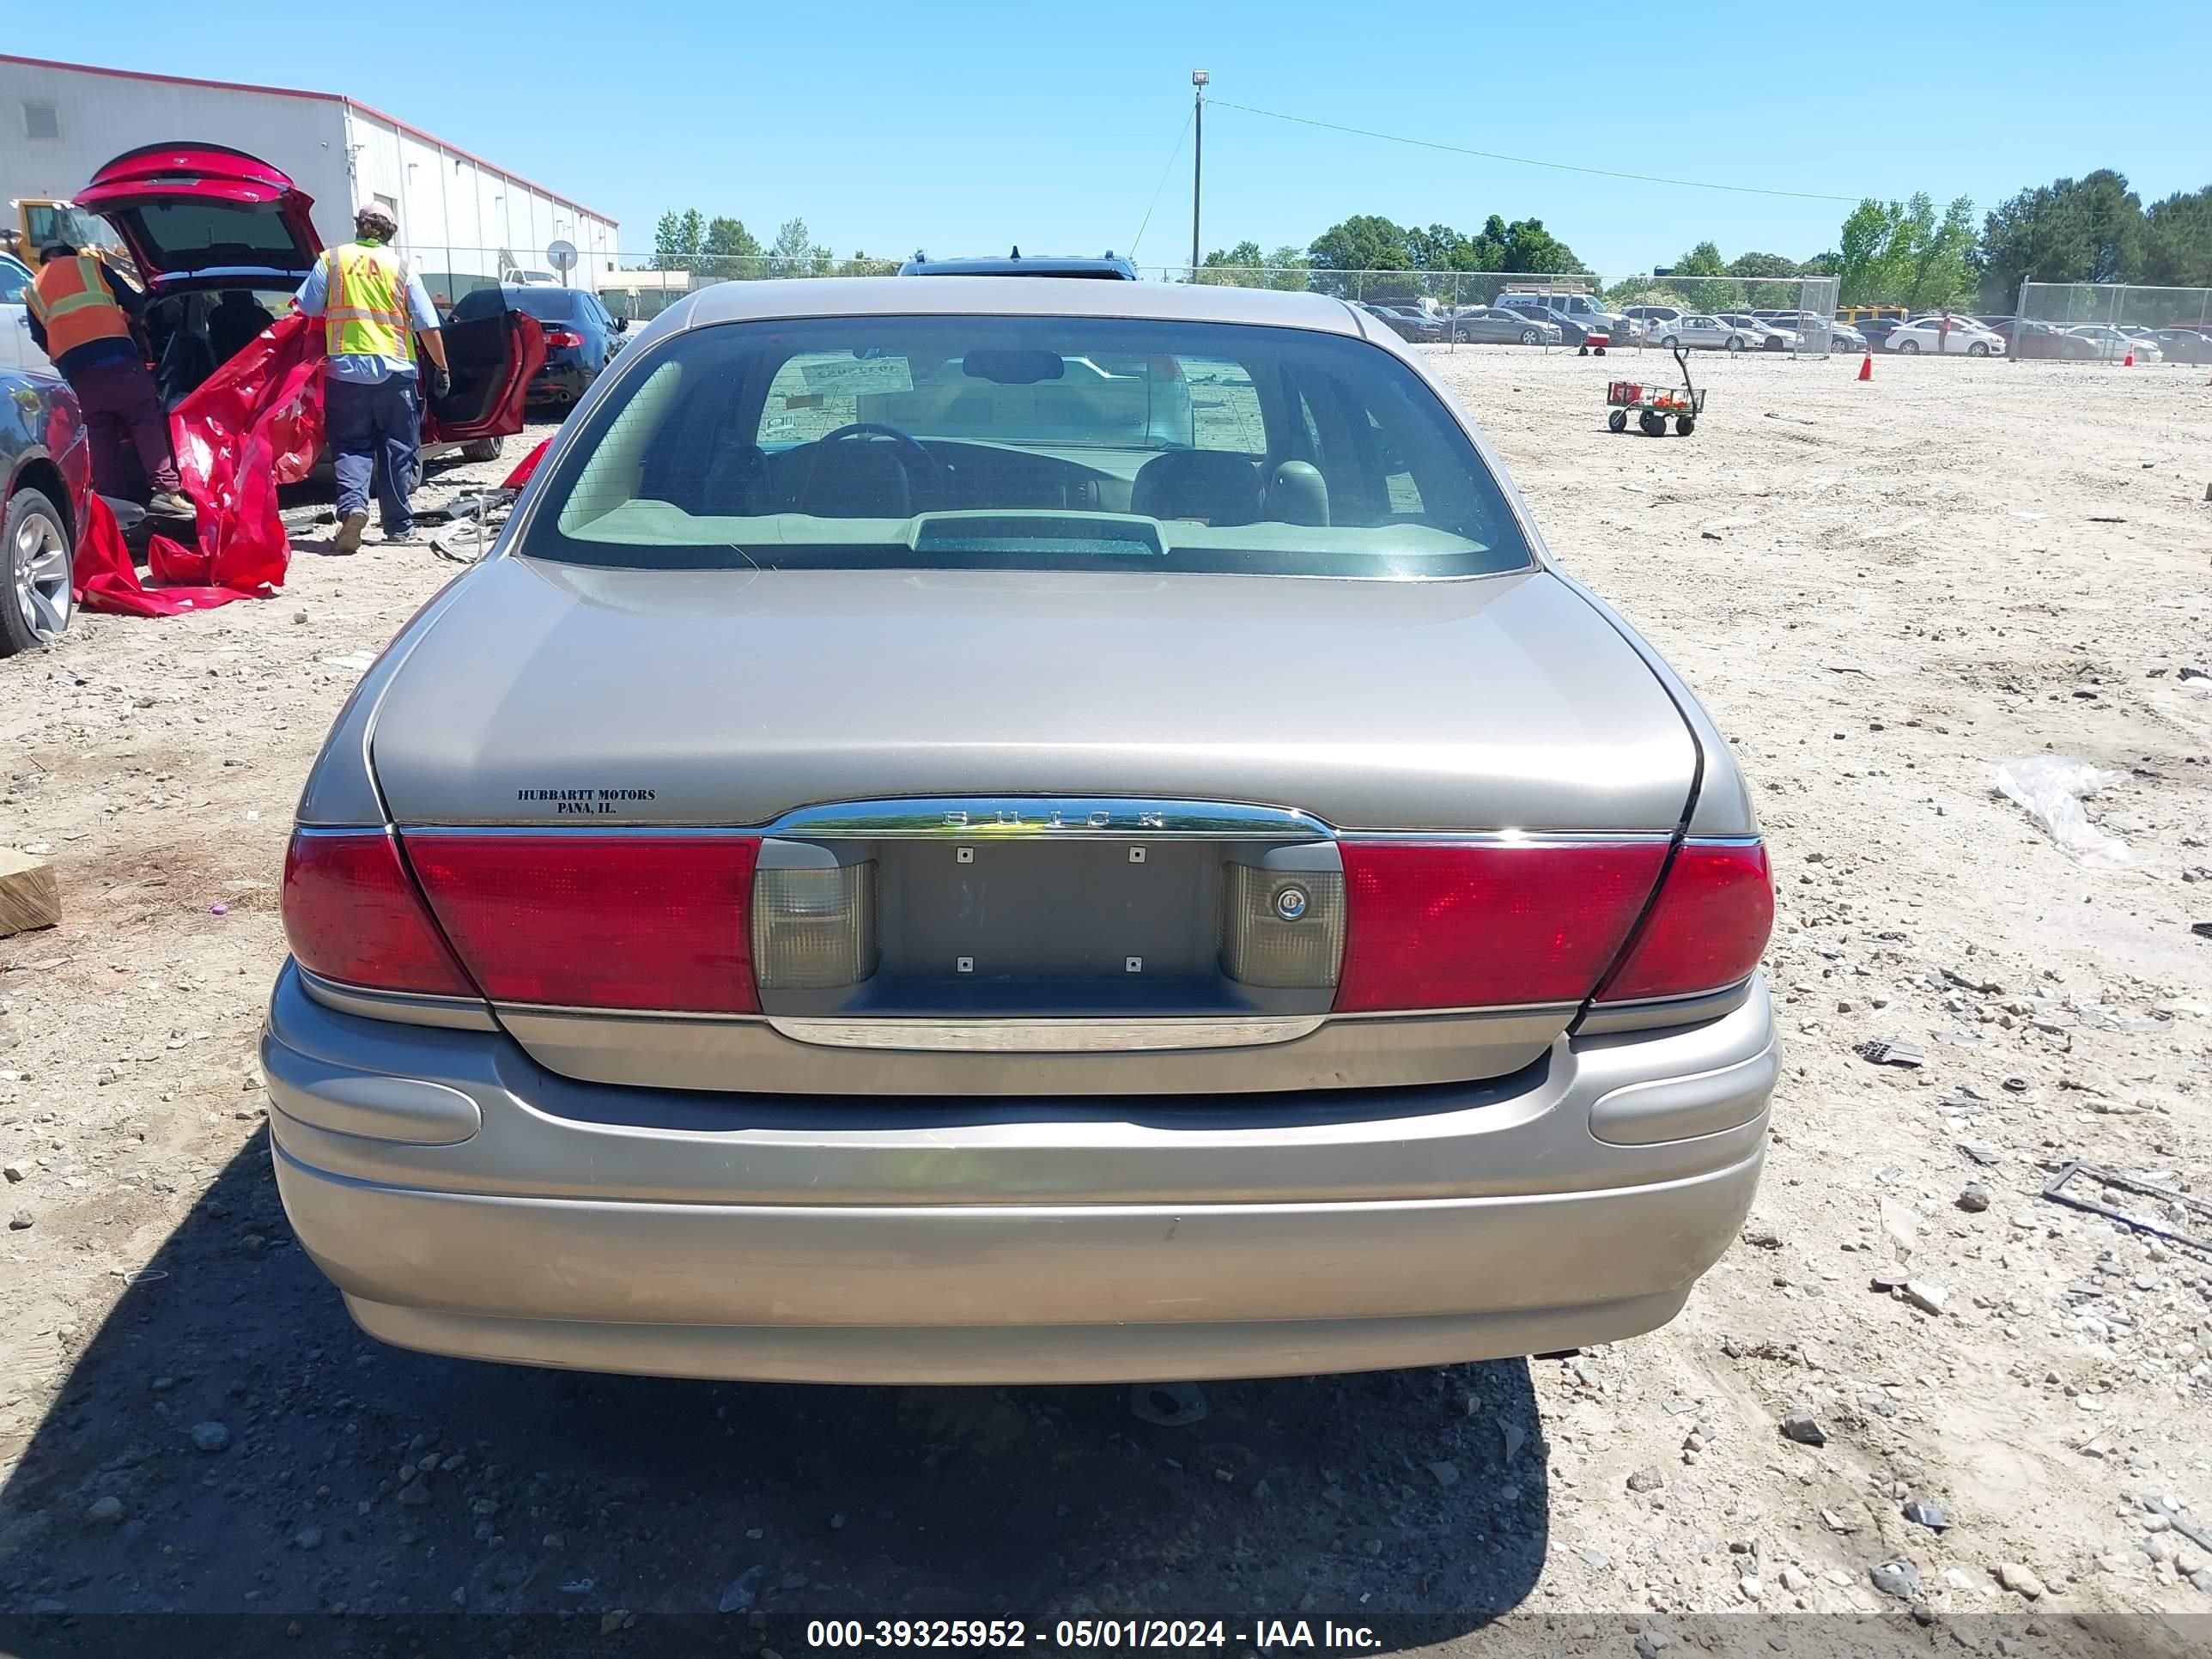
[1190,70,1208,281]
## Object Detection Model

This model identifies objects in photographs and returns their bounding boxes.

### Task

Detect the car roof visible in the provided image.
[674,275,1364,335]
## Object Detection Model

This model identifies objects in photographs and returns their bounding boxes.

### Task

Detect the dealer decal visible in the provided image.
[516,787,659,817]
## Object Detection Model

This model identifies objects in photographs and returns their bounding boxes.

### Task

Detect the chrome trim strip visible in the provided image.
[298,968,499,1032]
[390,817,1684,845]
[768,798,1334,840]
[1574,979,1754,1037]
[489,998,1581,1024]
[767,1016,1328,1053]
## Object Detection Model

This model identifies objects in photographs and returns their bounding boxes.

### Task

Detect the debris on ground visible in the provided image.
[1990,756,2132,866]
[0,846,60,936]
[1129,1382,1208,1427]
[1854,1038,1925,1067]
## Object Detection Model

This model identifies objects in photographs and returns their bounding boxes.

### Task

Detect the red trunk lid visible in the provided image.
[75,143,320,286]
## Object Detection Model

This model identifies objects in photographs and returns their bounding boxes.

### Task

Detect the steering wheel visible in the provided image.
[812,422,947,501]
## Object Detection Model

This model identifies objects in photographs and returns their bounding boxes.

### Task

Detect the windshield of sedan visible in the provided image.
[520,314,1533,578]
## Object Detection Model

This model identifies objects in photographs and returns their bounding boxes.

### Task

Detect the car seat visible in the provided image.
[1129,451,1263,526]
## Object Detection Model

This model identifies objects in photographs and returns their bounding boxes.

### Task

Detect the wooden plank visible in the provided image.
[0,848,60,938]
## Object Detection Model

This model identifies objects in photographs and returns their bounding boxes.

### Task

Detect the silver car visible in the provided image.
[267,279,1778,1384]
[1444,305,1561,345]
[1653,313,1753,352]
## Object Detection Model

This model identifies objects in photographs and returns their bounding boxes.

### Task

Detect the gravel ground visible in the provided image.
[2,352,2210,1655]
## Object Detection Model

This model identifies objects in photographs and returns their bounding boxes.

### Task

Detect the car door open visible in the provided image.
[422,289,543,445]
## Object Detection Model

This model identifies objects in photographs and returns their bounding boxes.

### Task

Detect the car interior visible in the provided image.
[143,287,285,405]
[637,359,1434,530]
[537,319,1530,578]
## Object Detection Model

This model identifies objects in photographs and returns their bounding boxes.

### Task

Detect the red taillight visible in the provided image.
[1334,842,1668,1012]
[1597,841,1773,1003]
[282,830,476,996]
[405,836,761,1013]
[540,328,583,349]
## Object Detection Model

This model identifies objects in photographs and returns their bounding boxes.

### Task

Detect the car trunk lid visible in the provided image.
[365,558,1701,1094]
[75,143,319,289]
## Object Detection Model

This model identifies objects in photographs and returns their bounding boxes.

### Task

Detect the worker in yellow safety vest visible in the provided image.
[24,243,193,516]
[293,204,451,552]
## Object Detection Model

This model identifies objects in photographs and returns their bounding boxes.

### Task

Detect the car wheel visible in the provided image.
[1607,409,1629,433]
[1968,340,1990,356]
[1899,339,1920,354]
[3,486,74,658]
[1724,336,1744,352]
[462,437,505,464]
[1661,335,1680,350]
[1520,327,1540,345]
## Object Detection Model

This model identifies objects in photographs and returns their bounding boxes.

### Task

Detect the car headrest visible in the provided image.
[1130,450,1263,526]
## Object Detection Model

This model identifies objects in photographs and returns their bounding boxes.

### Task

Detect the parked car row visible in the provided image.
[1353,290,1638,351]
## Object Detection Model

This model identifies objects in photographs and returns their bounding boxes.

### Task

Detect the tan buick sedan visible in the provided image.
[264,276,1777,1383]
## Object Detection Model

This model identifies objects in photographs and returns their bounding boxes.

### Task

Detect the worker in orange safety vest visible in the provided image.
[24,244,193,517]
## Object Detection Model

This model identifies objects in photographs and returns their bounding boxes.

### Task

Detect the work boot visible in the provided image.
[331,509,369,555]
[148,490,195,519]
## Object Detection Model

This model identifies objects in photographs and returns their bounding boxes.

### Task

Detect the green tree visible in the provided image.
[1835,194,1977,309]
[768,216,830,278]
[1305,215,1414,295]
[1975,170,2142,304]
[699,215,763,280]
[1471,216,1583,276]
[652,208,702,271]
[1264,244,1310,292]
[2141,185,2212,289]
[1723,249,1803,308]
[1664,239,1734,313]
[1899,194,1978,311]
[1198,240,1267,286]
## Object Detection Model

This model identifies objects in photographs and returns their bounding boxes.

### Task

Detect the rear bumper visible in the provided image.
[527,362,591,402]
[264,965,1778,1382]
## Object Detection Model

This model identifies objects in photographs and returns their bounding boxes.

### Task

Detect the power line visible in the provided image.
[1210,99,1858,204]
[1130,106,1195,257]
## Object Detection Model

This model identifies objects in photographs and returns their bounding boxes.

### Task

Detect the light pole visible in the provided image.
[1189,70,1208,281]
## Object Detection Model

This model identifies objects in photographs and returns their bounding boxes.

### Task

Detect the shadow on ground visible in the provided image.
[0,1132,1547,1643]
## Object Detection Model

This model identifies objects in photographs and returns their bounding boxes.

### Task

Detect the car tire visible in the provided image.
[1607,409,1629,433]
[1899,339,1920,354]
[462,437,505,464]
[1968,341,1990,357]
[1724,336,1744,352]
[2,486,74,658]
[1518,327,1539,345]
[1661,335,1680,350]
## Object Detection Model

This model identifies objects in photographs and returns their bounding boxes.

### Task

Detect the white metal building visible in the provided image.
[0,54,617,294]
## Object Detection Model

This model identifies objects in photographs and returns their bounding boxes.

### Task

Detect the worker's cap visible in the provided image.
[38,241,77,264]
[355,204,399,237]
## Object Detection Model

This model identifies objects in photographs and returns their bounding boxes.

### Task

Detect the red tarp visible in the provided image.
[71,311,325,616]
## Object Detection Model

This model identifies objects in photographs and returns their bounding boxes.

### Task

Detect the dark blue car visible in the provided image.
[450,284,626,410]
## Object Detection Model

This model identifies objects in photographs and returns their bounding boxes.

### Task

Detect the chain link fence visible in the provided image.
[392,247,1870,360]
[2013,282,2212,364]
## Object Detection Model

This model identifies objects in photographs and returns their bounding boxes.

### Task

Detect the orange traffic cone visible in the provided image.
[1857,350,1872,381]
[2122,350,2135,367]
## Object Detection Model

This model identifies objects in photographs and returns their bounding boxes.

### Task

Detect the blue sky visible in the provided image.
[33,0,2212,273]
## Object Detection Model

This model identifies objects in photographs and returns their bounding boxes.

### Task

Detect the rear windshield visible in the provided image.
[118,204,304,271]
[453,286,580,324]
[519,315,1532,579]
